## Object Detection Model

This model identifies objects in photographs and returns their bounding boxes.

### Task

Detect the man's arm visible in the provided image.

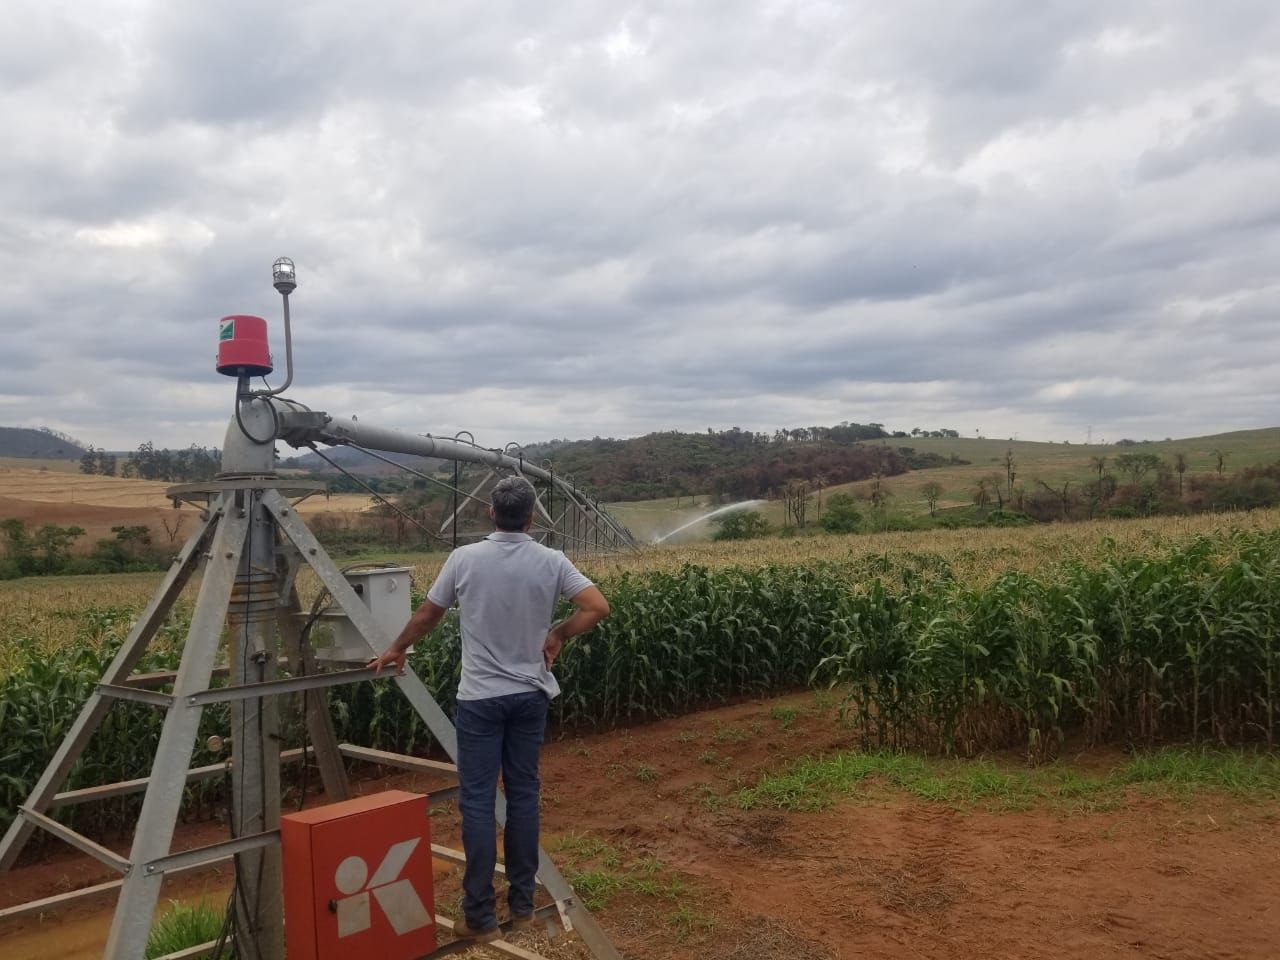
[543,586,610,669]
[369,598,449,675]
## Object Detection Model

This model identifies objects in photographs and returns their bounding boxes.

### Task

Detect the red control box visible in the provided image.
[282,791,436,960]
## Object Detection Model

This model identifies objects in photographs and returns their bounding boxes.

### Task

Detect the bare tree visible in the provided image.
[782,479,810,528]
[1089,455,1107,483]
[1213,449,1228,476]
[1004,447,1016,499]
[972,477,991,514]
[866,474,892,529]
[983,473,1005,510]
[921,480,943,518]
[1037,479,1073,521]
[161,514,186,544]
[1173,452,1188,497]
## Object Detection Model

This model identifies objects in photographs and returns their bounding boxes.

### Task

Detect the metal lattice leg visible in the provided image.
[104,497,251,959]
[261,490,622,959]
[0,512,218,875]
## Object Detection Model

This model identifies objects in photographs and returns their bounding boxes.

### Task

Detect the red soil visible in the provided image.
[3,693,1278,959]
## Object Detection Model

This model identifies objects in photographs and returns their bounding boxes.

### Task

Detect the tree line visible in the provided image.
[0,521,174,579]
[999,450,1280,522]
[79,442,220,482]
[522,423,967,501]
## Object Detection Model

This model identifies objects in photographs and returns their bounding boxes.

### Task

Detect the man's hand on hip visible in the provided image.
[543,628,564,669]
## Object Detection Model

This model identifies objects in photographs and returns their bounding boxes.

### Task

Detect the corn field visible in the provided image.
[3,522,1280,841]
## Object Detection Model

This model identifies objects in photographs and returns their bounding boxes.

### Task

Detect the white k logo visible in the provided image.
[333,838,432,938]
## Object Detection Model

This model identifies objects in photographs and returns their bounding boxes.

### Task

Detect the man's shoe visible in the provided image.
[509,912,534,932]
[453,919,500,942]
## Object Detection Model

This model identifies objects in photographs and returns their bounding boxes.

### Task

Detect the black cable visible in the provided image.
[234,395,278,446]
[293,590,333,812]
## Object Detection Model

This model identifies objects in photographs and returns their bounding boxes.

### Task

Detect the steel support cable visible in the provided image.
[304,445,453,548]
[345,442,499,513]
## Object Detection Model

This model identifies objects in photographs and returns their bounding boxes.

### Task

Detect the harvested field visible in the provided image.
[0,465,375,561]
[2,692,1277,959]
[0,465,372,514]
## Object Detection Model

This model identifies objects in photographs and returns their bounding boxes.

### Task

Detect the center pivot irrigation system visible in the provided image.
[0,259,638,960]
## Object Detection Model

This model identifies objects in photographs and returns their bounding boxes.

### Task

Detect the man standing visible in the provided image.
[370,476,610,942]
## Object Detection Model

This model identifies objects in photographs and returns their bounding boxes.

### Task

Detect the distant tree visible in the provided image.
[161,514,186,544]
[1213,449,1228,476]
[782,479,810,528]
[111,524,151,548]
[1,518,35,576]
[79,446,99,475]
[867,474,891,528]
[1115,453,1161,487]
[819,494,861,533]
[973,477,992,513]
[32,523,84,573]
[984,473,1005,511]
[921,481,943,518]
[1036,479,1073,521]
[1089,456,1107,483]
[97,449,117,476]
[711,511,770,541]
[1173,452,1188,497]
[1004,448,1016,499]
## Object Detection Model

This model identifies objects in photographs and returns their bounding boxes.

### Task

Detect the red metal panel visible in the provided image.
[282,790,436,960]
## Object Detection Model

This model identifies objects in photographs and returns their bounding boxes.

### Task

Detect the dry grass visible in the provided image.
[703,916,836,960]
[0,466,371,514]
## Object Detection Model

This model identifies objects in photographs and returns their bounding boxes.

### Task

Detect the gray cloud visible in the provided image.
[2,1,1280,453]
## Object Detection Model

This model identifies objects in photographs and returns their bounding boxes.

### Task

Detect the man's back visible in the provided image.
[426,531,592,701]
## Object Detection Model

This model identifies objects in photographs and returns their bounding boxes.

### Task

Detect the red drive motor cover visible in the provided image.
[216,315,274,377]
[282,791,436,960]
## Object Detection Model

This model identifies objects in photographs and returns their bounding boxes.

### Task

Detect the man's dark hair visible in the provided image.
[492,476,537,531]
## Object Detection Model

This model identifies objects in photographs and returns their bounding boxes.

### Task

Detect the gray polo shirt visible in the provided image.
[427,532,594,701]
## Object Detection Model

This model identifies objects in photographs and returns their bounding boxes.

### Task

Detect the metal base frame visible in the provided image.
[0,483,621,960]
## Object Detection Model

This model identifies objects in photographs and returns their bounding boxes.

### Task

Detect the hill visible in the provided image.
[283,446,448,478]
[751,428,1280,526]
[605,427,1280,541]
[521,424,960,501]
[0,427,84,460]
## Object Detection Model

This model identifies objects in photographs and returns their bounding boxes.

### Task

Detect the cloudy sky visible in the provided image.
[4,1,1280,452]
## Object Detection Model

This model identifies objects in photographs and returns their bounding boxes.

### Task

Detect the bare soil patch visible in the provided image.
[3,693,1278,959]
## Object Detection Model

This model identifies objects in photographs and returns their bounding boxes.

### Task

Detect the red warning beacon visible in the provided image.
[216,315,274,377]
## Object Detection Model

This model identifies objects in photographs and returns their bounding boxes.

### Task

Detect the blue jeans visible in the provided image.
[455,690,548,931]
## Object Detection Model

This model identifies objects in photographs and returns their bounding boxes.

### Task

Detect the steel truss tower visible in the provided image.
[0,258,636,957]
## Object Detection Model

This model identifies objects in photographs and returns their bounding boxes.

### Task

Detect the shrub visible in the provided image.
[711,511,770,541]
[819,494,861,533]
